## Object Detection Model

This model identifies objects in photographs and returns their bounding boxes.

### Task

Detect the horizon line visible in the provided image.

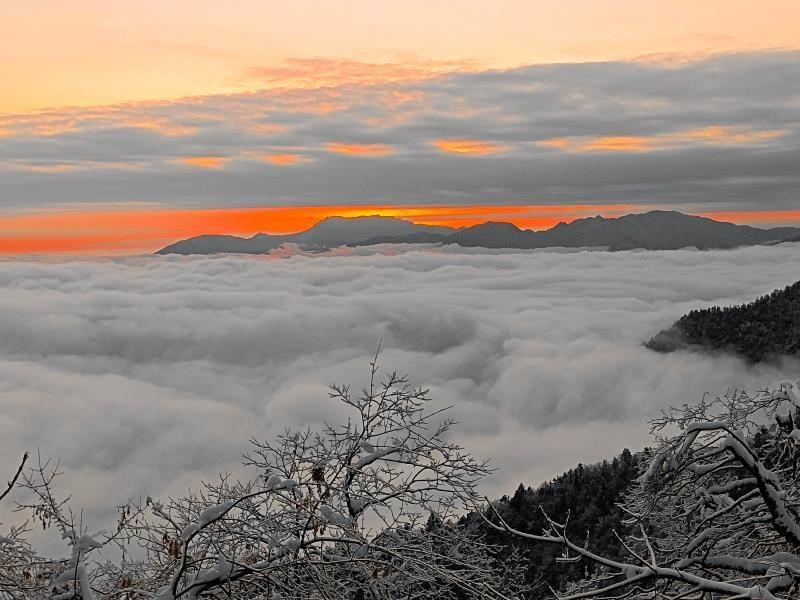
[1,204,800,255]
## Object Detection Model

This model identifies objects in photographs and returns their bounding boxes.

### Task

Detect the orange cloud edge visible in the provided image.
[537,126,786,153]
[1,204,799,255]
[434,139,504,155]
[179,156,229,169]
[327,143,395,157]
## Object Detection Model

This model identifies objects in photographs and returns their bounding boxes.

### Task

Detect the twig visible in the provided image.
[0,451,29,503]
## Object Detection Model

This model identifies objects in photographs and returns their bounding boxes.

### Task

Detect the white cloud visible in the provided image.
[1,245,799,541]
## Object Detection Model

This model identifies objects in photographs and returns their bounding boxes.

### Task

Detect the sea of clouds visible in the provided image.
[2,244,800,539]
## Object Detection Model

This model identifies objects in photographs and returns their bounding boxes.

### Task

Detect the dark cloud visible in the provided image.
[1,245,799,536]
[0,51,798,210]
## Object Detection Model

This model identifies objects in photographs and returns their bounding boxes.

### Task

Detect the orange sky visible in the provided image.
[2,205,799,255]
[2,0,799,113]
[2,2,798,254]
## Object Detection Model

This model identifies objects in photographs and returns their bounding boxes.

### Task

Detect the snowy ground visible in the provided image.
[1,243,800,538]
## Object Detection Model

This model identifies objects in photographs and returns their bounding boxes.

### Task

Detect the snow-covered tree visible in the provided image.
[483,380,800,599]
[4,357,525,599]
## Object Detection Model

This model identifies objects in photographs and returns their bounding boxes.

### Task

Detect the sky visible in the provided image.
[1,1,799,251]
[2,246,799,544]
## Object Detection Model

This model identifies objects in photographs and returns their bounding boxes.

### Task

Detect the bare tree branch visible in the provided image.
[0,451,28,503]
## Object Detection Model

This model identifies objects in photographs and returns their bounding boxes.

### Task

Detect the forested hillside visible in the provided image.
[465,450,638,598]
[647,280,800,362]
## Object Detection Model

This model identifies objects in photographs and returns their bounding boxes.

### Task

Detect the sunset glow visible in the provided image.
[1,2,799,254]
[584,136,652,152]
[434,139,505,155]
[265,154,304,166]
[180,156,229,169]
[328,143,395,157]
[2,205,800,255]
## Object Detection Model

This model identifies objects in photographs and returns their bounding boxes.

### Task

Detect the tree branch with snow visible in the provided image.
[480,380,800,599]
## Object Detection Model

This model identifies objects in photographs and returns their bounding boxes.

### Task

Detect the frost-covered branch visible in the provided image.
[2,356,525,599]
[482,380,800,599]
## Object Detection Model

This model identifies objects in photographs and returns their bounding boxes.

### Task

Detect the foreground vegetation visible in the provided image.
[2,356,799,599]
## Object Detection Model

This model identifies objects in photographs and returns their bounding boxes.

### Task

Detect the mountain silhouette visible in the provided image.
[157,211,800,254]
[157,216,454,254]
[444,210,799,250]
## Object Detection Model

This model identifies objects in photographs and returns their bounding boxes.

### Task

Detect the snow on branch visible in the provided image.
[1,356,525,599]
[480,380,800,599]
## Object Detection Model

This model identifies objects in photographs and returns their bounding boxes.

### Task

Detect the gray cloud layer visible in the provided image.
[1,245,799,537]
[1,52,798,210]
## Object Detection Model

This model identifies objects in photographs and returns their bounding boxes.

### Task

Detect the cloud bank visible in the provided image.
[1,51,799,211]
[1,245,800,537]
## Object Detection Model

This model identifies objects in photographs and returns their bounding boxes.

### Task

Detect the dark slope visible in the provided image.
[446,221,533,247]
[157,233,290,255]
[646,280,800,362]
[156,216,454,254]
[348,231,452,246]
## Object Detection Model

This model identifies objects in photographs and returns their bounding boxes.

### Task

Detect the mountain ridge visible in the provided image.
[156,210,800,255]
[157,215,455,255]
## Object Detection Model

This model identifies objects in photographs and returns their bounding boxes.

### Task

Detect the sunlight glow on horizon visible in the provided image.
[2,205,800,255]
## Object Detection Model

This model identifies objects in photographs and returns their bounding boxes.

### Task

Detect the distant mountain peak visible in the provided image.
[469,221,524,232]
